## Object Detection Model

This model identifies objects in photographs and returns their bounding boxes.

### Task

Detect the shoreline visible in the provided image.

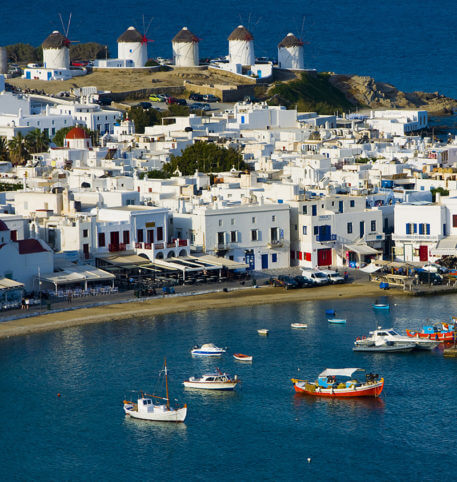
[0,282,407,340]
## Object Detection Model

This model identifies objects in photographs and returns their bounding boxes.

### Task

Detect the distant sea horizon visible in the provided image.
[2,0,457,96]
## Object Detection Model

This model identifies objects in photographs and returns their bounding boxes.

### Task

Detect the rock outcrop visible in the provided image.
[329,74,457,114]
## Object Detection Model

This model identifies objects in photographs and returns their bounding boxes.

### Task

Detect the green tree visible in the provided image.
[8,133,29,166]
[0,137,9,163]
[52,126,98,147]
[128,107,162,134]
[163,141,246,176]
[25,129,50,154]
[70,42,108,61]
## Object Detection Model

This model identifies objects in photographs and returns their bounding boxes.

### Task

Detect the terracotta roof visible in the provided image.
[117,26,143,43]
[173,27,199,43]
[18,239,47,255]
[65,127,89,140]
[278,33,304,48]
[228,25,254,41]
[42,31,70,49]
[0,220,8,231]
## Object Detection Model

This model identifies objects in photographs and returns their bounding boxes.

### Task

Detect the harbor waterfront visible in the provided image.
[1,294,457,479]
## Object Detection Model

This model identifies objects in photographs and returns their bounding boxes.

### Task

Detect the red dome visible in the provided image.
[65,127,89,140]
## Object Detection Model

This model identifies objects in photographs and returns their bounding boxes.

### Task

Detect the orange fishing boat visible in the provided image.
[406,322,456,342]
[292,368,384,398]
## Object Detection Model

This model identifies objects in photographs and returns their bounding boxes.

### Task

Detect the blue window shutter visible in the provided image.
[426,224,430,235]
[406,223,411,234]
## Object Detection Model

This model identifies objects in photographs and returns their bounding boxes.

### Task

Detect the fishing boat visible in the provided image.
[123,359,187,422]
[373,303,390,310]
[325,309,336,316]
[355,328,439,351]
[328,318,346,324]
[406,322,456,342]
[291,368,384,398]
[233,353,253,362]
[257,329,269,335]
[183,369,239,390]
[291,323,308,329]
[191,343,226,356]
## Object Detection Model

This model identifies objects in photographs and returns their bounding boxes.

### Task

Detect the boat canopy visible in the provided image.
[201,343,217,349]
[319,368,363,378]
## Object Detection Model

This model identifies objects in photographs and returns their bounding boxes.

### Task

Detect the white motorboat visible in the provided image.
[291,323,308,329]
[258,329,269,335]
[355,328,440,351]
[191,343,226,356]
[183,370,240,390]
[123,359,187,422]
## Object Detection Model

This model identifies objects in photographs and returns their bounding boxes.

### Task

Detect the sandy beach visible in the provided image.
[0,282,406,340]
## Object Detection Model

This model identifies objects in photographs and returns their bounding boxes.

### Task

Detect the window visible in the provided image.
[230,231,237,243]
[219,219,222,227]
[137,229,144,243]
[305,252,312,262]
[270,227,278,241]
[302,206,307,215]
[98,232,105,247]
[453,215,457,228]
[123,230,130,244]
[217,232,225,244]
[350,200,355,207]
[251,229,258,241]
[272,215,276,222]
[347,222,352,234]
[83,229,88,238]
[312,205,317,216]
[302,226,307,235]
[314,226,318,235]
[295,224,298,231]
[371,220,376,232]
[252,217,256,224]
[157,226,163,241]
[231,218,234,225]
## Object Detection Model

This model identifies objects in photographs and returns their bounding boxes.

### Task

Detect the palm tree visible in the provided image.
[0,137,9,163]
[8,133,29,166]
[25,128,50,154]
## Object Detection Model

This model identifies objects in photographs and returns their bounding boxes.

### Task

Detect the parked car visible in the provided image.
[190,102,211,111]
[149,94,166,102]
[270,276,299,290]
[320,269,345,284]
[202,94,221,102]
[132,101,152,109]
[94,97,112,106]
[301,269,330,286]
[293,275,315,288]
[189,93,204,101]
[417,271,443,285]
[167,97,187,106]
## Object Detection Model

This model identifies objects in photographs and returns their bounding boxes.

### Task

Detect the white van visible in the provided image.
[301,269,329,286]
[320,269,345,284]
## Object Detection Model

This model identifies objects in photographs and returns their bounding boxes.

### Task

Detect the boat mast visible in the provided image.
[164,358,170,410]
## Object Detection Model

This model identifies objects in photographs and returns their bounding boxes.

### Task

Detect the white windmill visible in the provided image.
[172,27,199,67]
[228,25,255,67]
[278,33,304,70]
[117,20,153,68]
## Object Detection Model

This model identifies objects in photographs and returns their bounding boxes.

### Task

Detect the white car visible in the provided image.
[320,269,345,284]
[301,269,329,285]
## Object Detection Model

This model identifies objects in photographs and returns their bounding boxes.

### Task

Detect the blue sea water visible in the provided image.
[1,1,457,96]
[1,294,457,480]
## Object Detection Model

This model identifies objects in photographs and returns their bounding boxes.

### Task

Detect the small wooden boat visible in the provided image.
[373,303,390,310]
[183,370,239,391]
[292,368,384,398]
[406,322,456,342]
[257,329,269,335]
[233,353,253,362]
[291,323,308,329]
[328,318,346,324]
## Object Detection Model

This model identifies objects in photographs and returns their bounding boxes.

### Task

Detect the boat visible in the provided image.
[406,322,456,342]
[183,369,239,390]
[328,318,346,324]
[233,353,253,362]
[257,329,269,335]
[291,368,384,398]
[373,303,390,310]
[353,342,416,353]
[355,328,440,351]
[191,343,226,356]
[325,309,336,316]
[123,359,187,422]
[291,323,308,329]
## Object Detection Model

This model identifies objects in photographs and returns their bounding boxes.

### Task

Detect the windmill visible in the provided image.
[58,13,80,48]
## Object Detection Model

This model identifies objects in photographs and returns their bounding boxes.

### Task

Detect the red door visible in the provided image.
[419,245,428,262]
[317,248,332,266]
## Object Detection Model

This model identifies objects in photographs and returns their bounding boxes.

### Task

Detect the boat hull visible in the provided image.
[124,405,187,422]
[373,304,389,310]
[183,381,238,390]
[291,323,308,329]
[233,354,253,362]
[328,319,346,324]
[191,350,224,356]
[406,329,454,342]
[292,379,384,398]
[353,344,415,352]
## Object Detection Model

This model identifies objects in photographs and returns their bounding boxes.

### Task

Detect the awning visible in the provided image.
[95,254,152,268]
[319,368,363,378]
[192,254,249,270]
[360,263,381,273]
[434,235,457,253]
[40,265,115,286]
[0,278,24,290]
[345,244,380,256]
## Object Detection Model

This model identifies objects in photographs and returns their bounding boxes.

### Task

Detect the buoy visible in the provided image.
[57,393,61,397]
[307,458,311,463]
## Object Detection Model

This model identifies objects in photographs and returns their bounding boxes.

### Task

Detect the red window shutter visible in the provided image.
[298,251,303,260]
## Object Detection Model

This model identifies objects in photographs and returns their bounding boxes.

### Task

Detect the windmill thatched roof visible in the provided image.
[42,31,69,49]
[117,26,143,43]
[228,25,253,41]
[172,27,199,43]
[278,33,304,48]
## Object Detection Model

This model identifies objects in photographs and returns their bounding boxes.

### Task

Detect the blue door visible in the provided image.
[261,254,268,269]
[257,70,262,78]
[245,252,255,270]
[360,221,365,237]
[25,71,31,79]
[47,72,52,80]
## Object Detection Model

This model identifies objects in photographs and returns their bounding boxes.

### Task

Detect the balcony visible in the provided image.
[392,233,440,242]
[108,243,126,252]
[316,234,337,242]
[267,239,284,248]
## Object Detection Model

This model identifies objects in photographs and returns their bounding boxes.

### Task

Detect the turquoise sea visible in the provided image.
[1,294,457,480]
[2,0,457,96]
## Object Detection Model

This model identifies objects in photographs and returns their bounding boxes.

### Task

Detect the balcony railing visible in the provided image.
[267,239,284,248]
[316,234,337,242]
[108,243,126,252]
[392,233,440,242]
